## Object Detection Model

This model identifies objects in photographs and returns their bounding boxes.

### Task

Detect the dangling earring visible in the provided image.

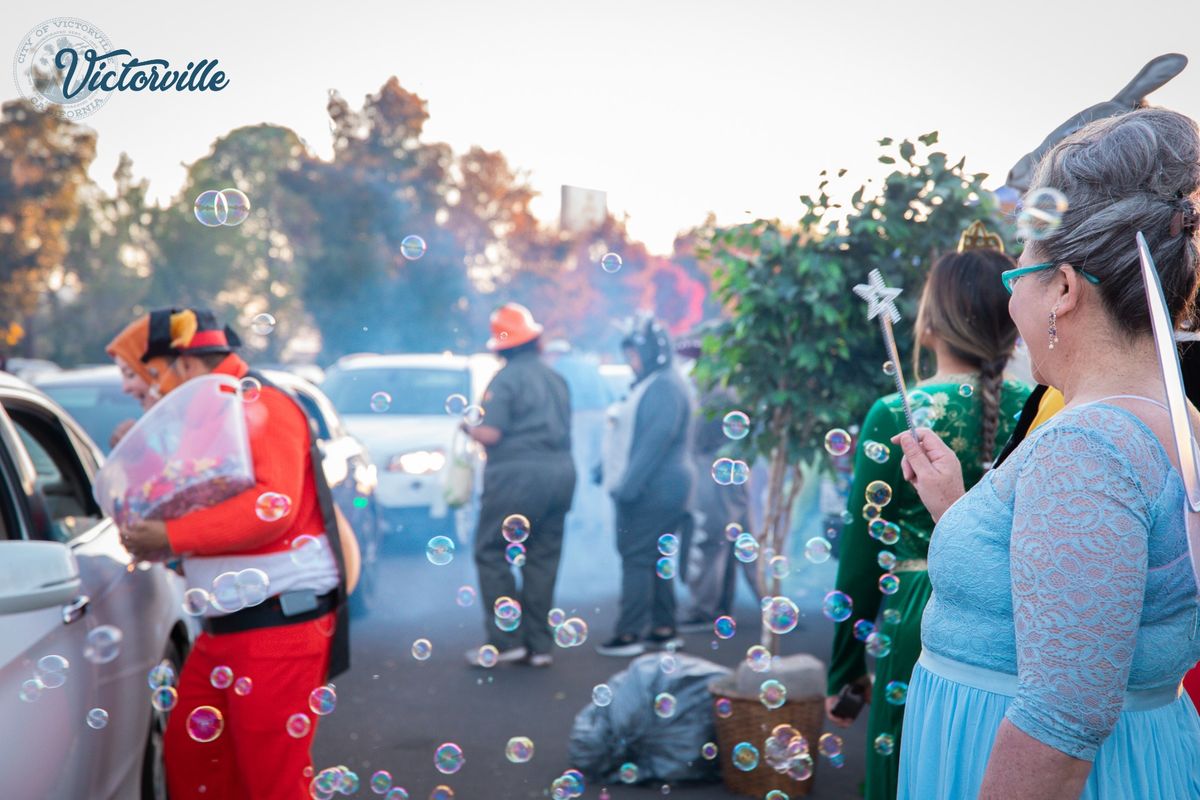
[1047,309,1059,350]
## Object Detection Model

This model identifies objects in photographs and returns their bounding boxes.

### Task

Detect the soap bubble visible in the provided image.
[506,736,534,763]
[766,791,789,800]
[547,608,566,627]
[882,608,902,625]
[1017,187,1069,241]
[554,617,588,647]
[864,440,891,464]
[290,534,324,567]
[477,644,499,668]
[400,234,427,260]
[385,789,409,800]
[209,666,234,689]
[730,460,750,485]
[746,645,772,672]
[151,686,177,711]
[426,536,455,565]
[254,492,292,522]
[724,522,743,542]
[463,405,485,426]
[882,361,896,376]
[759,679,787,709]
[502,514,531,543]
[370,770,393,793]
[877,551,897,570]
[653,692,677,718]
[885,680,908,705]
[239,376,262,402]
[411,638,433,661]
[251,312,276,335]
[434,742,465,774]
[711,457,734,485]
[86,707,109,729]
[505,542,526,567]
[701,742,719,760]
[865,480,893,507]
[36,655,69,688]
[429,786,453,800]
[818,732,843,758]
[853,619,876,642]
[714,697,733,718]
[762,596,799,635]
[370,392,392,413]
[655,557,676,580]
[824,428,852,456]
[732,742,760,771]
[866,631,893,658]
[286,712,311,738]
[220,189,251,226]
[958,383,974,398]
[878,573,901,595]
[19,678,42,703]
[714,615,736,639]
[733,532,759,563]
[804,537,832,564]
[309,685,336,715]
[619,763,639,783]
[769,554,791,579]
[822,590,854,622]
[182,588,210,616]
[444,394,469,416]
[592,683,614,707]
[236,568,270,607]
[600,252,623,273]
[659,653,678,675]
[722,411,750,440]
[186,706,224,742]
[656,533,679,556]
[880,522,901,546]
[456,585,476,607]
[874,733,896,756]
[193,190,228,226]
[147,661,175,690]
[84,625,123,664]
[234,677,253,696]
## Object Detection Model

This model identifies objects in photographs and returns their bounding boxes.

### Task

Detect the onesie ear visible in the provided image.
[1111,53,1188,107]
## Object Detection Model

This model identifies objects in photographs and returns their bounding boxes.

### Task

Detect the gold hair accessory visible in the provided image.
[168,310,199,349]
[957,220,1005,254]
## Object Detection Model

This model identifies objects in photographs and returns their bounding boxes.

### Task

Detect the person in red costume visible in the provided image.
[120,308,349,800]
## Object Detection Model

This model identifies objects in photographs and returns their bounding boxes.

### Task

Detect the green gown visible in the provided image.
[826,375,1031,800]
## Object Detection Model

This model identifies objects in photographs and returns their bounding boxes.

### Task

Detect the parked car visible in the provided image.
[598,363,634,402]
[321,353,501,546]
[35,366,384,615]
[0,371,191,799]
[3,357,62,382]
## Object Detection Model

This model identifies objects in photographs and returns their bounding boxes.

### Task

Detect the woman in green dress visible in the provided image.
[825,224,1031,800]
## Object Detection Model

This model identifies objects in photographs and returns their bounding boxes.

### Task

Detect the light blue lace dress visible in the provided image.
[899,401,1200,799]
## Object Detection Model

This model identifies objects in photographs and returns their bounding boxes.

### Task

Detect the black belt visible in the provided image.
[202,590,337,636]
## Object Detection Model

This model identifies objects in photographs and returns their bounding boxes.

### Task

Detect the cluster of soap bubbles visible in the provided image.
[84,625,123,664]
[1017,187,1069,241]
[763,723,815,781]
[310,765,366,799]
[863,440,890,464]
[819,732,845,768]
[711,457,750,486]
[254,491,292,522]
[148,660,179,712]
[434,742,465,774]
[551,768,587,798]
[193,188,252,227]
[494,596,523,633]
[552,614,589,648]
[733,532,759,563]
[762,596,800,635]
[426,535,455,566]
[209,567,271,613]
[722,411,750,440]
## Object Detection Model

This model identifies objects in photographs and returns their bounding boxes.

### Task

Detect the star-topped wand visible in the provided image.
[853,269,918,439]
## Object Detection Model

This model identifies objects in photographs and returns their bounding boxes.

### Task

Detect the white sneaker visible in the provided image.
[464,645,527,667]
[527,653,553,668]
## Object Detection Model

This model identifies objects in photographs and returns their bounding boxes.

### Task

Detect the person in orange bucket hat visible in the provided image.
[462,302,576,667]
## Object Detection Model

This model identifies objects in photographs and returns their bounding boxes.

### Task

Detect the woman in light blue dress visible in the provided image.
[893,107,1200,799]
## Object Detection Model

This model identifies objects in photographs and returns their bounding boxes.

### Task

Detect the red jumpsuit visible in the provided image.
[164,354,334,800]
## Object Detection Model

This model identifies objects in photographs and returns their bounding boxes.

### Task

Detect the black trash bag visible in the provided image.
[568,652,731,784]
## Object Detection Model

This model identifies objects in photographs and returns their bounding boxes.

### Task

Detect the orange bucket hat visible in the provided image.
[487,302,544,351]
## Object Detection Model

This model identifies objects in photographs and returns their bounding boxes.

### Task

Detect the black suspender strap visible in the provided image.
[247,370,351,679]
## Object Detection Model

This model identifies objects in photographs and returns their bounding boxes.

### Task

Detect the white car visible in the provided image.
[321,353,500,546]
[0,371,192,799]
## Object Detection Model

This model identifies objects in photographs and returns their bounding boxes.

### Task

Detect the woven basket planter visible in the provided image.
[709,677,825,798]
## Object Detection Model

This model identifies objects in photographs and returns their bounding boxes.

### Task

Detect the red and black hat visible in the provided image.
[140,307,184,363]
[162,308,242,357]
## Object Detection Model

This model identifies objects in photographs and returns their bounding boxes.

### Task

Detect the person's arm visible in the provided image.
[613,377,687,504]
[979,424,1150,799]
[826,399,899,715]
[891,428,965,522]
[166,390,311,556]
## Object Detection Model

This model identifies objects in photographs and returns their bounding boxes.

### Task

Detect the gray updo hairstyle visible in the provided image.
[1027,107,1200,337]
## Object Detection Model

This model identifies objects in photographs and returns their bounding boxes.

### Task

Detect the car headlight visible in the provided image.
[387,449,446,475]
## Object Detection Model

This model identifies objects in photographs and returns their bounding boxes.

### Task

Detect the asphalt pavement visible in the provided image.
[312,481,872,800]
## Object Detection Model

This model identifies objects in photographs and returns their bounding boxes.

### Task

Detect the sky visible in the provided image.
[5,0,1200,253]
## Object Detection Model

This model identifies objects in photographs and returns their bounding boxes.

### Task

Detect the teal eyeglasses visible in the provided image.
[1001,262,1102,294]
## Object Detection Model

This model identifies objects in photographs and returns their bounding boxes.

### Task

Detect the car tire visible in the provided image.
[141,638,183,800]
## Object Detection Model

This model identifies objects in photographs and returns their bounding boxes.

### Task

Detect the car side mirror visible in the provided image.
[0,540,82,615]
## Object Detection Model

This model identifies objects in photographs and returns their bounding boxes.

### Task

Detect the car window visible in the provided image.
[40,382,141,455]
[291,389,332,440]
[323,367,471,416]
[5,406,104,543]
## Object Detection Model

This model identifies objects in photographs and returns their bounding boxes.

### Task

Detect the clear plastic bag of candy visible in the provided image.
[94,374,255,526]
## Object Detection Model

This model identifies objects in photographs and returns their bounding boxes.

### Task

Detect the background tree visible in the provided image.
[0,99,95,355]
[693,132,1010,648]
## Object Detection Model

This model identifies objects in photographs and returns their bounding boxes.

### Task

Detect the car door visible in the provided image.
[0,391,181,799]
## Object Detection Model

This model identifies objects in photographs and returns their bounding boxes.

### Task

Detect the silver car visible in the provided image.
[0,371,192,799]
